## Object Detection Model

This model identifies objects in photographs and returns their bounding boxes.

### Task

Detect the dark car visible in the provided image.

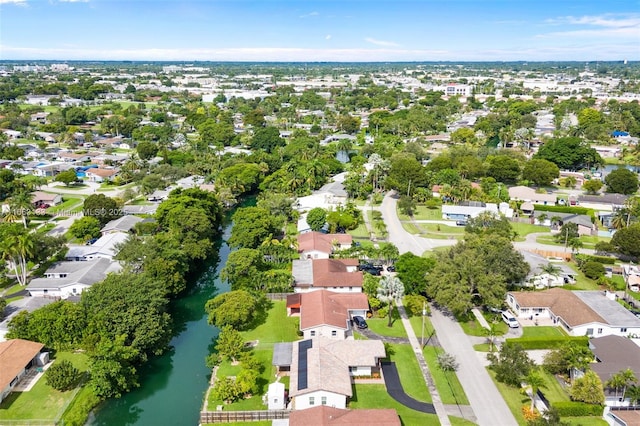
[85,237,99,245]
[362,266,382,276]
[386,265,396,272]
[353,316,368,329]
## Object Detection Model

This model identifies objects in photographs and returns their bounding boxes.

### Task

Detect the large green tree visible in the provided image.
[228,207,282,249]
[385,152,428,197]
[605,168,639,195]
[306,207,327,232]
[522,159,560,186]
[534,137,603,171]
[68,216,101,241]
[394,252,435,295]
[570,370,605,405]
[83,194,122,226]
[488,342,535,387]
[611,223,640,258]
[205,290,262,331]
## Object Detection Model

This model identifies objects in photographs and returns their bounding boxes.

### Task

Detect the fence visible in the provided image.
[199,410,289,423]
[265,293,293,301]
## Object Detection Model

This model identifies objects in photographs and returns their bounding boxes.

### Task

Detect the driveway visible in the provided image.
[381,362,436,414]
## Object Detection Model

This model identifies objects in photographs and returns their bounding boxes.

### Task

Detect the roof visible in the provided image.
[288,406,400,426]
[272,342,293,367]
[65,232,129,260]
[578,194,629,206]
[508,186,557,203]
[292,259,363,288]
[508,288,605,327]
[27,258,121,291]
[590,335,640,383]
[31,191,60,202]
[316,338,386,367]
[297,232,352,255]
[300,290,369,330]
[573,291,640,328]
[101,215,143,233]
[0,339,45,392]
[86,168,118,177]
[608,409,640,426]
[290,339,351,398]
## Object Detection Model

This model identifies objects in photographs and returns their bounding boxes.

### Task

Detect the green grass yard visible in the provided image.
[47,197,84,214]
[397,205,443,221]
[387,344,432,403]
[521,326,566,338]
[0,351,89,422]
[423,345,469,405]
[366,317,407,338]
[240,301,300,348]
[350,384,439,425]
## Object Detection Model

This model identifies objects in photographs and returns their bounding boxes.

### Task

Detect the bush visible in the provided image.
[505,336,589,350]
[377,306,388,319]
[575,254,616,265]
[552,401,603,417]
[403,294,429,317]
[46,360,81,391]
[581,261,605,279]
[533,204,591,215]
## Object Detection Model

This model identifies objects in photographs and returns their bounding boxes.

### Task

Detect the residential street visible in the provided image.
[381,192,519,426]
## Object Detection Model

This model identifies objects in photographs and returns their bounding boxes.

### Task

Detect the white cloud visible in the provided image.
[0,0,28,5]
[539,13,640,39]
[325,35,332,40]
[57,0,90,2]
[299,11,319,18]
[364,37,399,47]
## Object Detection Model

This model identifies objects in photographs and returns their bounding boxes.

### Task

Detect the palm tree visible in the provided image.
[568,238,583,254]
[483,321,500,352]
[540,263,562,288]
[536,213,548,226]
[607,372,627,405]
[1,232,35,286]
[10,190,34,229]
[377,275,405,327]
[526,371,546,411]
[618,368,638,404]
[611,210,628,230]
[626,385,640,406]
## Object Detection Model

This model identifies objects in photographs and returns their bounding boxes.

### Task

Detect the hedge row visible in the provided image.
[552,401,604,417]
[575,254,617,265]
[533,204,592,215]
[505,336,589,350]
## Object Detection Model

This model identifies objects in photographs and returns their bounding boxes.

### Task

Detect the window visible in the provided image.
[321,396,327,405]
[621,328,627,333]
[586,328,593,336]
[310,330,316,337]
[309,397,315,406]
[331,330,337,337]
[72,288,77,293]
[598,328,603,334]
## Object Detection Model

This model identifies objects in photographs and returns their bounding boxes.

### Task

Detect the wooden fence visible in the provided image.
[199,409,289,423]
[265,293,293,301]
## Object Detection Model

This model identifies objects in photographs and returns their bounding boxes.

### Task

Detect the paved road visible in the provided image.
[430,308,518,426]
[381,362,436,414]
[380,191,518,426]
[513,232,596,255]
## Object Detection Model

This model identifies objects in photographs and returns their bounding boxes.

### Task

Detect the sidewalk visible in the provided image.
[396,299,451,426]
[430,307,518,426]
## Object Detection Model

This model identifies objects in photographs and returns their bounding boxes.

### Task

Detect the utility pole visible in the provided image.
[421,301,427,347]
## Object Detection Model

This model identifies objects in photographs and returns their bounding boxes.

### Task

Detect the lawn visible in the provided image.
[521,326,566,338]
[350,384,440,425]
[387,344,432,403]
[538,370,570,404]
[536,234,610,249]
[47,197,83,214]
[457,312,508,337]
[366,317,407,338]
[487,369,529,425]
[423,345,469,405]
[207,348,275,411]
[240,301,300,348]
[348,223,372,241]
[401,221,421,235]
[397,205,442,221]
[511,222,548,241]
[409,316,436,346]
[0,351,89,422]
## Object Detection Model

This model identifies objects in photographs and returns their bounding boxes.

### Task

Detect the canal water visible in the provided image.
[87,224,232,426]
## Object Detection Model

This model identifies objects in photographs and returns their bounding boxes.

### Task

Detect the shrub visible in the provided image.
[403,294,429,317]
[581,261,605,279]
[575,254,616,265]
[46,360,81,391]
[437,352,459,371]
[377,306,388,319]
[552,401,603,417]
[533,204,591,215]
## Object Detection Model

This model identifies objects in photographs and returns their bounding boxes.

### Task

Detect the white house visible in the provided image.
[85,168,119,183]
[64,232,129,261]
[26,258,121,299]
[506,288,640,338]
[291,259,363,293]
[287,290,369,340]
[289,338,385,411]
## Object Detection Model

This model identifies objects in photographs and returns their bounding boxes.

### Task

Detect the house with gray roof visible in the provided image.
[101,215,143,235]
[64,232,129,261]
[26,258,121,299]
[589,335,640,407]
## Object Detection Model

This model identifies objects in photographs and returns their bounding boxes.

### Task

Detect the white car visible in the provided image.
[501,311,520,328]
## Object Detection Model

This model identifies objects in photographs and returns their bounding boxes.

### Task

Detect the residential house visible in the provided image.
[506,288,640,338]
[64,232,129,261]
[533,211,597,236]
[288,406,401,426]
[604,408,640,426]
[297,231,352,259]
[26,258,121,299]
[31,191,62,206]
[292,258,363,293]
[56,152,92,163]
[623,264,640,293]
[578,194,629,213]
[85,168,119,183]
[295,172,349,232]
[508,186,557,207]
[589,335,640,407]
[520,251,576,288]
[441,202,513,221]
[287,290,369,340]
[288,338,386,410]
[0,339,45,403]
[100,215,143,235]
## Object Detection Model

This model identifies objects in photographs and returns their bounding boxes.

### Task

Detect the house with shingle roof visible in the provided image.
[506,288,640,337]
[100,215,143,235]
[297,231,352,259]
[589,335,640,407]
[0,339,45,403]
[287,290,369,340]
[292,258,363,293]
[288,338,386,411]
[288,406,400,426]
[85,168,119,183]
[26,258,121,299]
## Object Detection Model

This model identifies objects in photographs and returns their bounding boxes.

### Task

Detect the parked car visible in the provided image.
[501,310,520,328]
[353,316,368,329]
[85,237,99,245]
[362,267,381,276]
[386,265,396,272]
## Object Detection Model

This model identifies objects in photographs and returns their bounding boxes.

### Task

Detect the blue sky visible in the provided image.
[1,0,638,61]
